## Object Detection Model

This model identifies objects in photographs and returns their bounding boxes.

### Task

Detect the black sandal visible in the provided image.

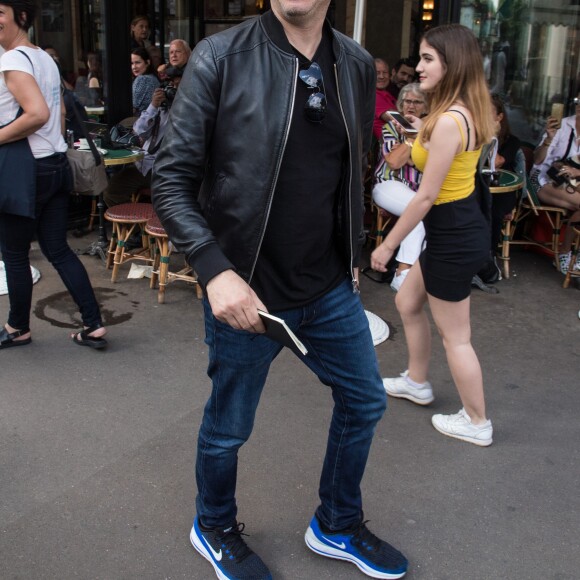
[0,326,32,350]
[71,324,108,350]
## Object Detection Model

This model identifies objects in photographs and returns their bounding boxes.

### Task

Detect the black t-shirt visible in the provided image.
[498,133,521,172]
[251,27,348,311]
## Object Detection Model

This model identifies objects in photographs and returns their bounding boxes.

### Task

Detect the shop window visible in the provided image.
[461,0,579,144]
[204,0,266,18]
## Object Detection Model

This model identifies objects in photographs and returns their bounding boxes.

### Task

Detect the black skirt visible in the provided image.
[419,192,489,301]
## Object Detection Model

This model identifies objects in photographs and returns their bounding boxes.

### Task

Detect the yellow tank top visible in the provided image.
[411,112,482,205]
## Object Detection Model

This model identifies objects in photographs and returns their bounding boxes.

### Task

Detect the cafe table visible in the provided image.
[78,148,144,261]
[488,169,524,195]
[488,169,524,281]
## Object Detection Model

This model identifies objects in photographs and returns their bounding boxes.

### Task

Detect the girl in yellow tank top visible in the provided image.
[370,24,497,447]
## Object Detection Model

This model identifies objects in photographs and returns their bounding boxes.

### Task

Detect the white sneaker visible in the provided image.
[558,251,580,274]
[383,370,434,405]
[390,269,409,292]
[431,408,493,447]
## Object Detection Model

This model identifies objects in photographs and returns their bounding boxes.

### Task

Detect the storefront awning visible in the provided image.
[528,5,580,27]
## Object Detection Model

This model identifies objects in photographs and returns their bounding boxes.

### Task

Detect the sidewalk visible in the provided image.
[1,236,579,580]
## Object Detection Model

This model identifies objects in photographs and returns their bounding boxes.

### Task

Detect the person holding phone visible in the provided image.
[372,83,428,291]
[531,93,580,273]
[371,24,496,446]
[533,115,561,166]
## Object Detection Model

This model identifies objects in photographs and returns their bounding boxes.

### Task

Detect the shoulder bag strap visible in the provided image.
[561,127,575,161]
[69,99,102,166]
[147,113,163,155]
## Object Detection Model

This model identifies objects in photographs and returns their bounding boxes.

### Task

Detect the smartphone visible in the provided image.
[550,103,564,128]
[387,111,418,134]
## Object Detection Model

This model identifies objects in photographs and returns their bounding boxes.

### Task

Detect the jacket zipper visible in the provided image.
[247,58,298,284]
[334,63,358,294]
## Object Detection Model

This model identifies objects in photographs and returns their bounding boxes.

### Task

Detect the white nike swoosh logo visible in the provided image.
[322,536,346,549]
[201,535,223,561]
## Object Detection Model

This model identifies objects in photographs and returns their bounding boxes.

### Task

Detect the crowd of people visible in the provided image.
[2,1,580,579]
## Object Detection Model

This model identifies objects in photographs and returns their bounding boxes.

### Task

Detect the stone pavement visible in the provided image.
[1,235,579,580]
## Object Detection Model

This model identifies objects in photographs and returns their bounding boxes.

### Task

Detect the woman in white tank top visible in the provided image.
[0,0,108,350]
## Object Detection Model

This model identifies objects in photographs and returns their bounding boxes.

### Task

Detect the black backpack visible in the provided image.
[63,86,89,140]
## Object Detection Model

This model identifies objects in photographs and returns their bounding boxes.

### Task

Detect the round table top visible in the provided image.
[489,169,524,194]
[103,149,143,166]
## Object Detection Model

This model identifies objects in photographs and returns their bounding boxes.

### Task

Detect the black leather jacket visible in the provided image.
[152,10,376,289]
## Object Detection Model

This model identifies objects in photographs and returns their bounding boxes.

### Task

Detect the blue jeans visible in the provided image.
[196,279,387,531]
[0,153,102,331]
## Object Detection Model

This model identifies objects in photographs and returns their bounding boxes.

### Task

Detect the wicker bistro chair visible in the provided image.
[498,149,568,278]
[563,225,580,288]
[496,149,528,279]
[131,187,151,203]
[371,202,397,248]
[104,202,156,282]
[501,176,568,277]
[145,215,203,303]
[363,137,400,249]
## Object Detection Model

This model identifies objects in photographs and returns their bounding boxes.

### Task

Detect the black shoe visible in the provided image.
[471,274,499,294]
[0,326,32,349]
[477,256,502,284]
[190,517,272,580]
[305,515,408,578]
[361,263,396,284]
[124,232,144,250]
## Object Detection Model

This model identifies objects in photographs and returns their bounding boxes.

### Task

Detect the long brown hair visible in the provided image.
[419,24,495,148]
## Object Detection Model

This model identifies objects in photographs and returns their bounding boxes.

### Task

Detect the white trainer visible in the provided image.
[383,371,434,405]
[431,408,493,447]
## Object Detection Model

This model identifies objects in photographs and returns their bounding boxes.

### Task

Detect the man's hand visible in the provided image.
[151,88,165,109]
[206,270,267,333]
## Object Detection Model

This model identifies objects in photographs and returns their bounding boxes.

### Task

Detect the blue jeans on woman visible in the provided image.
[196,278,387,531]
[0,153,102,331]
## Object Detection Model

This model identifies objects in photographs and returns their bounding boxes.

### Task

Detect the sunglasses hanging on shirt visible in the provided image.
[298,62,327,124]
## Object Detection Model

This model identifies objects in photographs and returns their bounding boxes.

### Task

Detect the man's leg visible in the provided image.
[195,299,282,527]
[285,280,407,578]
[190,301,282,579]
[290,280,386,530]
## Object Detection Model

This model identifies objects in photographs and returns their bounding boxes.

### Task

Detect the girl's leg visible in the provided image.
[427,294,487,423]
[394,261,431,383]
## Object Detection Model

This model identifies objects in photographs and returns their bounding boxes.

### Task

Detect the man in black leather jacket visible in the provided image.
[152,2,408,579]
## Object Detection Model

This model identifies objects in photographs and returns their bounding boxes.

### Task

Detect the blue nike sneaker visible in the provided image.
[305,514,408,579]
[190,516,272,580]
